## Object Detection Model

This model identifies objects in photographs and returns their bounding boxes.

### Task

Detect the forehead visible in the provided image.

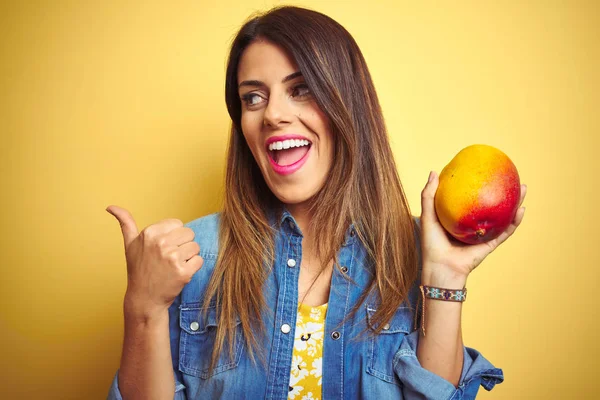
[237,40,299,83]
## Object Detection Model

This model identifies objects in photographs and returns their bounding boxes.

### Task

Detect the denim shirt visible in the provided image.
[108,211,504,399]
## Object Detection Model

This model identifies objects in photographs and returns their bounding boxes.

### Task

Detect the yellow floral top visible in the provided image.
[288,302,328,400]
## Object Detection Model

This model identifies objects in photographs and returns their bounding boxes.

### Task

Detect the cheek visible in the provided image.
[306,109,334,157]
[240,113,262,150]
[240,113,251,137]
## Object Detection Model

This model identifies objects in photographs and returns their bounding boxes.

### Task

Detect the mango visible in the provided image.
[434,144,521,244]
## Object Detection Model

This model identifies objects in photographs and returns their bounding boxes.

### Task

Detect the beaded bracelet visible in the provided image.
[416,285,467,337]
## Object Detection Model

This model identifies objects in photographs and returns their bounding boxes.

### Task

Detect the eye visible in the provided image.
[291,83,311,98]
[240,92,265,107]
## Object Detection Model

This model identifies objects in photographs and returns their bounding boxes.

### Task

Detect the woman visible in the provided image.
[107,6,526,400]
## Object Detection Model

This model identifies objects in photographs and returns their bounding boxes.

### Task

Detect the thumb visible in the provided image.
[420,171,439,225]
[106,205,139,248]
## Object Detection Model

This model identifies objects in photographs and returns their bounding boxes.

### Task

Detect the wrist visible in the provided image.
[421,264,468,289]
[123,293,169,325]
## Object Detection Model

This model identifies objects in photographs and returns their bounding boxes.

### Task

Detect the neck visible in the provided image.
[286,201,312,237]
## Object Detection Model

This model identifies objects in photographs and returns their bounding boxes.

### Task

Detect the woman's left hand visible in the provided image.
[420,171,527,282]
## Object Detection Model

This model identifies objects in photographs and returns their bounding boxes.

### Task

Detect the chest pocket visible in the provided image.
[366,305,414,385]
[178,304,245,379]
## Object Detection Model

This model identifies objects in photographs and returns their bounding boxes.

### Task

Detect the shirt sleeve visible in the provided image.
[106,294,188,400]
[393,330,504,400]
[106,369,187,400]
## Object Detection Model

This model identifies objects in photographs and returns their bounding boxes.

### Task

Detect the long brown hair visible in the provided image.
[203,5,419,372]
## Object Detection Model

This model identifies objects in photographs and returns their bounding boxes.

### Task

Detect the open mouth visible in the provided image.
[266,137,312,175]
[268,139,311,165]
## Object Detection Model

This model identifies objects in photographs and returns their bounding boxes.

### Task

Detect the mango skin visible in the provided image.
[434,144,521,245]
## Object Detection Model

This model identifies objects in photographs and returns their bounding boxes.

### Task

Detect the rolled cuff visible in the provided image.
[106,369,187,400]
[393,330,504,400]
[107,371,123,400]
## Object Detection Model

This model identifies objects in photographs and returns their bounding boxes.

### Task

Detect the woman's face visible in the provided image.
[237,39,334,208]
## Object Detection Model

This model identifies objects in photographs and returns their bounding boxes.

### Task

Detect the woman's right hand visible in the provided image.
[106,205,204,321]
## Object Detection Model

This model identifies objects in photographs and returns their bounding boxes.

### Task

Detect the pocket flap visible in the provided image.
[366,306,413,334]
[179,304,240,335]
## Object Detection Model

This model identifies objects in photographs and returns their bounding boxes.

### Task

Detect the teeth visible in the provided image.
[268,139,311,151]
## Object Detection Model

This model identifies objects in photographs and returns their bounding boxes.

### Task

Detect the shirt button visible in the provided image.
[190,321,200,331]
[341,266,348,273]
[350,229,355,237]
[383,323,390,330]
[331,331,341,340]
[288,220,295,230]
[287,259,296,268]
[281,324,291,334]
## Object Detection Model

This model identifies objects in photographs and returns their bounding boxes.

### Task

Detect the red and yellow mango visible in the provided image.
[434,144,521,245]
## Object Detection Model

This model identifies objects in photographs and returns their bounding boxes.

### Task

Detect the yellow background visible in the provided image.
[1,1,598,398]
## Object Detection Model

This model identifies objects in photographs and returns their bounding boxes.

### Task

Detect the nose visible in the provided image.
[263,92,293,128]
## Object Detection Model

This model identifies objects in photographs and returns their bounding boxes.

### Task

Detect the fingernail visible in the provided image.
[428,171,434,183]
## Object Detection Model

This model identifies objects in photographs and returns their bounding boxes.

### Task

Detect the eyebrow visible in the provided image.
[238,71,303,89]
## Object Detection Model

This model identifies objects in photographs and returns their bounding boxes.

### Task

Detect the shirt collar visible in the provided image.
[269,207,356,247]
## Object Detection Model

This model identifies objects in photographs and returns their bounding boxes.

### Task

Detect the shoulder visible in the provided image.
[184,212,221,260]
[411,215,422,249]
[412,215,421,232]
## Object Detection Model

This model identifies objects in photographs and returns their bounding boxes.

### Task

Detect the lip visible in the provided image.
[265,134,312,176]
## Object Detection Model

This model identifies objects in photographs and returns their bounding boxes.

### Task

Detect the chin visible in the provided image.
[267,183,321,207]
[257,159,330,208]
[271,190,314,206]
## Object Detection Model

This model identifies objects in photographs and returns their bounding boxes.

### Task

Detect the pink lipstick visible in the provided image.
[265,134,312,176]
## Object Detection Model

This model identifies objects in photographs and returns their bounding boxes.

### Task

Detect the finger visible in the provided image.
[185,254,204,273]
[487,206,526,249]
[178,241,201,262]
[518,184,527,207]
[420,171,439,225]
[514,206,526,226]
[163,226,195,247]
[106,205,139,248]
[149,218,184,236]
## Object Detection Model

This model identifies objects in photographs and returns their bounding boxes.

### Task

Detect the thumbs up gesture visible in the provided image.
[106,205,203,320]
